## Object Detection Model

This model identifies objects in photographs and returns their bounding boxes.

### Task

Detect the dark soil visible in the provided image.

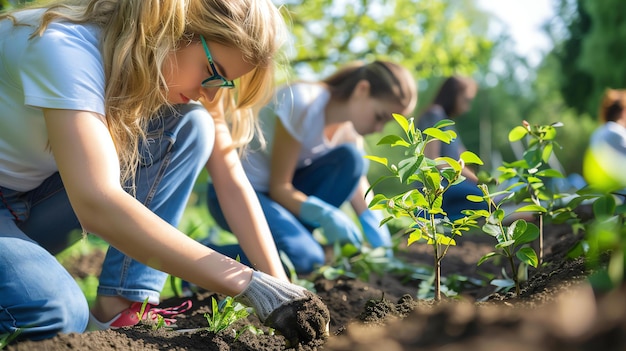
[8,212,626,351]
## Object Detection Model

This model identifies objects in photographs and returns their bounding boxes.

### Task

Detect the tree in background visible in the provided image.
[281,0,493,80]
[554,0,626,117]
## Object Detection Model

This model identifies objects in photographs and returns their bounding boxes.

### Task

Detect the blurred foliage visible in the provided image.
[279,0,493,81]
[552,0,626,117]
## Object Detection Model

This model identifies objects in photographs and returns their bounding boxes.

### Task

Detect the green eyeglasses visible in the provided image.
[200,36,235,89]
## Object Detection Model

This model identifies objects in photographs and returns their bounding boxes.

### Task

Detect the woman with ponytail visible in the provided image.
[205,61,417,274]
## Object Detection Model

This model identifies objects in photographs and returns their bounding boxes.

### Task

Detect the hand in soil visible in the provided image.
[264,290,330,347]
[234,271,330,346]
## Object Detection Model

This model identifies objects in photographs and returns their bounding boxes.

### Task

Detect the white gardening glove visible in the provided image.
[234,271,329,344]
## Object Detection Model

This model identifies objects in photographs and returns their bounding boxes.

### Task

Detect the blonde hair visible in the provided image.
[323,60,418,116]
[599,88,626,124]
[3,0,286,188]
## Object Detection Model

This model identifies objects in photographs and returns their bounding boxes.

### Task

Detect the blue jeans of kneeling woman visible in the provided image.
[0,104,214,341]
[206,143,364,275]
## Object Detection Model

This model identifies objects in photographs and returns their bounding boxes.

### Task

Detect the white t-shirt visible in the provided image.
[0,9,105,191]
[242,83,332,192]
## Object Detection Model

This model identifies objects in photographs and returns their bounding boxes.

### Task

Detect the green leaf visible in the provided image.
[466,194,484,203]
[482,223,500,237]
[364,155,388,167]
[477,252,498,266]
[542,126,557,140]
[423,127,454,143]
[392,113,409,134]
[516,247,538,268]
[460,150,483,165]
[535,169,563,178]
[398,156,421,184]
[508,126,528,142]
[435,234,456,246]
[541,143,553,163]
[512,221,540,246]
[515,204,546,213]
[376,135,410,147]
[437,156,462,172]
[593,194,616,217]
[495,239,515,249]
[433,119,455,129]
[408,230,422,246]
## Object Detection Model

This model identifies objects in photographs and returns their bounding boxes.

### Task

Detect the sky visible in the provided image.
[476,0,557,67]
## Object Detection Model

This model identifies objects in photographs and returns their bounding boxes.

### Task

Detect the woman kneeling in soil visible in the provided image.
[0,0,329,344]
[204,61,417,274]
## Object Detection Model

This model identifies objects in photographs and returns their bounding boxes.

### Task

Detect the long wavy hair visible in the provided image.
[2,0,286,188]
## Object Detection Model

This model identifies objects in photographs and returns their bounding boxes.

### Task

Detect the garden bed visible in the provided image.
[7,220,626,351]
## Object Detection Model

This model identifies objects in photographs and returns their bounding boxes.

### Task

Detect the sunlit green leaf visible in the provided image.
[376,135,410,147]
[535,169,564,178]
[508,126,528,141]
[515,204,546,213]
[437,156,462,172]
[392,113,409,134]
[423,127,453,143]
[466,194,484,203]
[364,155,388,167]
[408,230,423,246]
[516,247,538,267]
[460,150,483,165]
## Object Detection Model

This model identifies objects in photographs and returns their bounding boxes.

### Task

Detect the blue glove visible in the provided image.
[359,209,393,257]
[299,196,363,248]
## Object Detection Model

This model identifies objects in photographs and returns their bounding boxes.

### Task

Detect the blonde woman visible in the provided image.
[205,61,417,274]
[0,0,328,343]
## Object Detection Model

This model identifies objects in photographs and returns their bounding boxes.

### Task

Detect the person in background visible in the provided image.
[416,75,487,220]
[0,0,328,342]
[205,60,417,275]
[583,88,626,192]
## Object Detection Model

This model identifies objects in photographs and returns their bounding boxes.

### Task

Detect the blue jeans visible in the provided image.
[0,103,214,340]
[206,144,364,274]
[436,179,487,221]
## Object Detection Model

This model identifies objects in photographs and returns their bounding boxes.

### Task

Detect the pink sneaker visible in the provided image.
[88,300,192,330]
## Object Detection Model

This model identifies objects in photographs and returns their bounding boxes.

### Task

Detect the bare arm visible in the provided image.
[268,120,308,216]
[44,108,252,296]
[205,115,288,281]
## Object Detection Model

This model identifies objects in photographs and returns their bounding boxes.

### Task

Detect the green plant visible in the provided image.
[365,114,484,301]
[0,330,21,349]
[496,120,576,264]
[205,296,255,340]
[468,184,540,296]
[569,190,626,292]
[136,298,167,330]
[313,242,392,282]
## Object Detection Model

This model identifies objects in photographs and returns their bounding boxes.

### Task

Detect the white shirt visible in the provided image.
[0,9,104,191]
[242,83,331,192]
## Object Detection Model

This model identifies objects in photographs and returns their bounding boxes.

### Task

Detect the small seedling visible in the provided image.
[496,120,576,264]
[205,296,254,339]
[0,329,22,349]
[468,184,540,296]
[135,298,167,330]
[314,242,393,282]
